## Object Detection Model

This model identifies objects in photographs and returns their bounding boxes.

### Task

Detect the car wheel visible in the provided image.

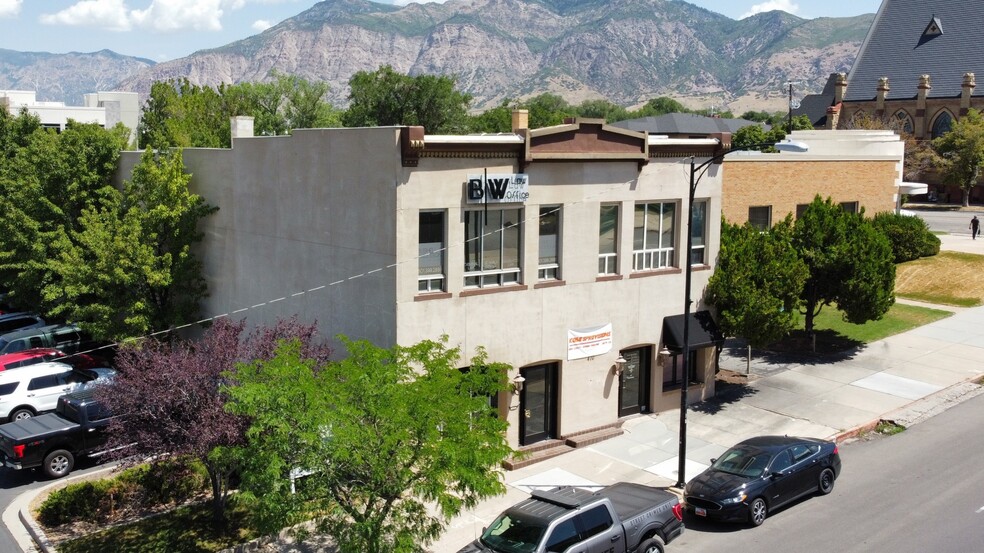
[638,536,665,553]
[10,408,34,422]
[818,467,836,495]
[749,497,768,527]
[43,449,74,479]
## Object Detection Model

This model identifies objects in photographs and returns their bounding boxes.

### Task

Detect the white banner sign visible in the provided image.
[568,323,613,361]
[465,173,530,204]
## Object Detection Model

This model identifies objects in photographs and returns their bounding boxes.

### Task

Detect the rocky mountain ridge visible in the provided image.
[0,0,873,113]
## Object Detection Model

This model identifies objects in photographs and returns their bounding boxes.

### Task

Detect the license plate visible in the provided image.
[695,507,707,517]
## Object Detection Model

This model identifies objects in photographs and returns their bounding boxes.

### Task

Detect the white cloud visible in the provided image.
[252,19,272,31]
[740,0,800,19]
[130,0,225,32]
[40,0,132,31]
[38,0,268,33]
[0,0,22,18]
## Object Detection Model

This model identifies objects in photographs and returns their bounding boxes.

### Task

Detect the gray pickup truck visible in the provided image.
[456,482,683,553]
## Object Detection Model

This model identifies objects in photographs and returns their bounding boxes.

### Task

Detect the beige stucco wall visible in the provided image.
[395,155,721,444]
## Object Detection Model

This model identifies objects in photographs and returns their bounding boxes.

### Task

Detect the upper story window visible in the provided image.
[795,204,809,219]
[538,206,561,281]
[932,111,953,139]
[633,202,675,271]
[690,200,708,266]
[464,208,522,288]
[840,201,859,214]
[894,110,914,134]
[748,206,772,231]
[598,204,619,275]
[418,211,446,293]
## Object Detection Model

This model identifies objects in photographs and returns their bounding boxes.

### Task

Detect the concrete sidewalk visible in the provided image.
[432,303,984,552]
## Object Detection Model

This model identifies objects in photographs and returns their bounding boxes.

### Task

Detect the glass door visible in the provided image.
[618,347,651,417]
[519,363,557,446]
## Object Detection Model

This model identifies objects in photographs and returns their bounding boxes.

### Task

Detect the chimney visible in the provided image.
[834,73,847,104]
[231,116,255,140]
[961,73,976,115]
[511,109,529,132]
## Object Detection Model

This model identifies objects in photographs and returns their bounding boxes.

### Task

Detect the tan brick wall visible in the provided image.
[722,159,899,225]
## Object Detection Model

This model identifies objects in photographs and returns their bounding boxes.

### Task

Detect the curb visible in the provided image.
[4,463,120,553]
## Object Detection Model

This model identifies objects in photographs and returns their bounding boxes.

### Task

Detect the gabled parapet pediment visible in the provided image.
[527,118,649,165]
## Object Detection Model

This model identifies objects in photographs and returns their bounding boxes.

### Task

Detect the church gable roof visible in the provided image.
[845,0,984,102]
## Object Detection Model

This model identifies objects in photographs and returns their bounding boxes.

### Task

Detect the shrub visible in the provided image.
[872,212,938,262]
[36,459,209,527]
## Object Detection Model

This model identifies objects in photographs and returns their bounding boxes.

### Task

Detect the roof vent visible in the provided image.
[922,15,943,38]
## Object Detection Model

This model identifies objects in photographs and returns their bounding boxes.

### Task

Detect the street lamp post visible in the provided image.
[674,138,809,489]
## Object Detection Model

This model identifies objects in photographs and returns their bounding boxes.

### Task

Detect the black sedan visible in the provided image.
[683,435,841,527]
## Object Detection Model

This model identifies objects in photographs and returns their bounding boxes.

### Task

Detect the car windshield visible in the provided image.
[479,512,546,553]
[711,446,771,477]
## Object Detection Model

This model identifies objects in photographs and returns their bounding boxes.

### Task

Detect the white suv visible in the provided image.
[0,362,103,422]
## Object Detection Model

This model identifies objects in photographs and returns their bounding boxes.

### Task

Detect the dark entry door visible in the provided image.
[520,363,557,446]
[618,347,651,417]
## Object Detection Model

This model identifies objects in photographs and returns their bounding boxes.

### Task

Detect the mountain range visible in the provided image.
[0,0,873,113]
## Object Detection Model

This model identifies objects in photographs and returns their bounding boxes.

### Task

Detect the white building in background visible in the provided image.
[0,90,139,146]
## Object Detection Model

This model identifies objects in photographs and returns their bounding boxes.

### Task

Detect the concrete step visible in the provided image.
[503,440,574,470]
[564,426,624,448]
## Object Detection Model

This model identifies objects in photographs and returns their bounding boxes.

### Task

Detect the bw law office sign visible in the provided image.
[465,173,530,204]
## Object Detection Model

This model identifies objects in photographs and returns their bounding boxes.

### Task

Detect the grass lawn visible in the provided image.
[895,251,984,307]
[769,302,954,354]
[55,502,259,553]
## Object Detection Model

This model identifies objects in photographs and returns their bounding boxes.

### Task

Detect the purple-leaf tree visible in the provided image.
[98,316,332,524]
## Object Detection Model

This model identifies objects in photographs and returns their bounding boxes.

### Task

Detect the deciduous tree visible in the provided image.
[793,196,895,343]
[933,108,984,207]
[343,66,472,133]
[99,317,332,524]
[226,335,512,553]
[705,218,808,347]
[46,148,216,340]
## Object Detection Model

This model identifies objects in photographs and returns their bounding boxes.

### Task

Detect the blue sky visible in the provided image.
[0,0,883,62]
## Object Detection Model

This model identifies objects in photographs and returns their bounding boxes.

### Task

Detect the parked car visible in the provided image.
[457,483,684,553]
[0,349,68,371]
[0,312,45,335]
[0,362,115,422]
[683,435,841,527]
[0,324,87,355]
[0,389,118,478]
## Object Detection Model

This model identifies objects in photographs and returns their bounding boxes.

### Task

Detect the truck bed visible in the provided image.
[597,482,677,520]
[0,413,77,444]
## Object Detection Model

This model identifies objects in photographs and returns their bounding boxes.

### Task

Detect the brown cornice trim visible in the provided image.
[595,275,624,282]
[533,280,566,290]
[414,292,452,302]
[400,126,425,167]
[629,268,682,279]
[459,284,529,297]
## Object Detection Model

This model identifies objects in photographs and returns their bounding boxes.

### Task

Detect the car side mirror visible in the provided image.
[709,458,717,464]
[771,470,785,479]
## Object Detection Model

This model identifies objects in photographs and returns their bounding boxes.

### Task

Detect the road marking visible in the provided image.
[976,506,984,514]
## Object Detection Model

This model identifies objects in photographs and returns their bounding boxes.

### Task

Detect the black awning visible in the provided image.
[662,311,724,353]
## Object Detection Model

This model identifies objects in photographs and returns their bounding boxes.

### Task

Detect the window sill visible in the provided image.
[629,268,682,279]
[459,284,529,297]
[595,275,623,282]
[533,280,566,289]
[414,292,452,302]
[690,264,711,272]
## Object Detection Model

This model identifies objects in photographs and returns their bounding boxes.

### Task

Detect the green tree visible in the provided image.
[575,99,628,122]
[226,335,512,553]
[521,93,575,128]
[45,148,216,340]
[932,108,984,207]
[0,120,129,312]
[705,218,808,347]
[467,100,513,133]
[633,96,689,117]
[343,66,472,133]
[793,196,895,345]
[731,115,812,151]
